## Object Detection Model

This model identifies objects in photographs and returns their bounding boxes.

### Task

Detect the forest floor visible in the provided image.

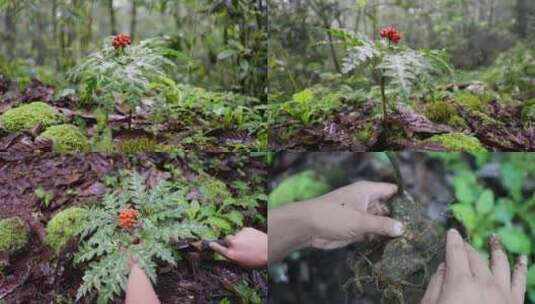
[270,81,534,152]
[0,78,263,153]
[0,153,267,303]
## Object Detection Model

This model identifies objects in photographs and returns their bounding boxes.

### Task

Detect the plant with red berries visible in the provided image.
[118,208,138,229]
[70,36,175,129]
[74,171,204,303]
[380,27,401,45]
[112,34,131,49]
[329,28,452,128]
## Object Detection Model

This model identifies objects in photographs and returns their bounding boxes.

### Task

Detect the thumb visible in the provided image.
[357,214,404,238]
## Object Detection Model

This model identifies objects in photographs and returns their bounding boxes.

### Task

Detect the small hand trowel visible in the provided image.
[173,239,227,253]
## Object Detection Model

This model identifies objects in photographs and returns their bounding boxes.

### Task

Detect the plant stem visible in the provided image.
[128,109,133,130]
[380,75,388,130]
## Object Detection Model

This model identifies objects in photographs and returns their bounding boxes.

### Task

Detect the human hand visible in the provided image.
[302,181,403,249]
[421,229,528,304]
[209,227,267,268]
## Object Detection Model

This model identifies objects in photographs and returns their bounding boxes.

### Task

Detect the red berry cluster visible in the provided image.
[380,27,401,44]
[119,208,139,229]
[112,34,131,49]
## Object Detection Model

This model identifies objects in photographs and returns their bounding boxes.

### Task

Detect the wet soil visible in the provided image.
[270,85,535,151]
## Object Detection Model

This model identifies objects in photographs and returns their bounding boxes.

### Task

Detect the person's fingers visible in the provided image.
[421,263,446,304]
[465,242,492,279]
[209,241,233,259]
[489,234,511,291]
[365,182,398,203]
[511,255,528,304]
[224,234,236,246]
[445,229,471,277]
[366,199,390,216]
[355,213,404,238]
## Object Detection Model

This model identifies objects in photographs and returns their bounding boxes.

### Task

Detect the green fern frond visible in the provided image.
[74,171,205,303]
[342,37,379,74]
[379,50,431,99]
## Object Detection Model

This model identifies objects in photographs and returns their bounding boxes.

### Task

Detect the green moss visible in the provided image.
[0,102,61,132]
[45,207,88,253]
[521,99,535,123]
[427,133,487,152]
[456,92,492,112]
[116,137,162,154]
[38,124,90,152]
[0,217,28,253]
[268,170,331,209]
[356,122,373,143]
[423,101,457,124]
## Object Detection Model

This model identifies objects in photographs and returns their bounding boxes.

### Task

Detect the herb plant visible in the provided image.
[69,35,175,127]
[74,171,204,303]
[333,28,453,126]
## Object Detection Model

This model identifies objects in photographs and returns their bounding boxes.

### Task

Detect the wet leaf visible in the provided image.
[497,227,531,254]
[475,190,494,215]
[451,203,477,232]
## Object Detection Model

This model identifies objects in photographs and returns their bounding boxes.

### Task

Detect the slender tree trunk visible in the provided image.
[130,0,137,41]
[52,0,60,69]
[109,0,117,35]
[324,20,341,73]
[35,12,47,65]
[516,0,527,38]
[4,6,16,59]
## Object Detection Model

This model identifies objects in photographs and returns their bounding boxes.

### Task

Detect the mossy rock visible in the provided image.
[268,170,331,209]
[456,92,492,112]
[38,124,90,152]
[356,122,373,143]
[0,217,29,253]
[0,102,61,132]
[45,207,88,253]
[427,133,487,152]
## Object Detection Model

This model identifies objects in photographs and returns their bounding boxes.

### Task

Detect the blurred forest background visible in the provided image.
[270,0,535,94]
[0,0,267,100]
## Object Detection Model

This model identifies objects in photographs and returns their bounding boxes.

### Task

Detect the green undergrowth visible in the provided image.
[455,92,493,112]
[268,170,331,209]
[440,153,535,302]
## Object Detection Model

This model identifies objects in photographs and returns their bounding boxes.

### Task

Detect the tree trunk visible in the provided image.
[516,0,527,38]
[130,0,137,41]
[4,5,16,59]
[52,0,60,69]
[109,0,117,35]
